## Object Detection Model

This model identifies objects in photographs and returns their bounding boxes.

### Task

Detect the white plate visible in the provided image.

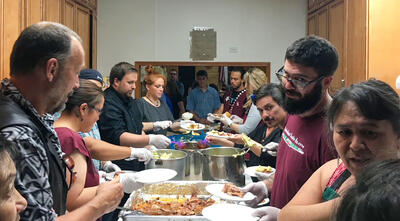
[202,203,258,221]
[134,168,177,184]
[205,184,256,202]
[245,166,276,178]
[180,122,205,131]
[206,130,235,139]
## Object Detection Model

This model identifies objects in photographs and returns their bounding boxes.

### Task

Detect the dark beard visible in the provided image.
[283,81,322,115]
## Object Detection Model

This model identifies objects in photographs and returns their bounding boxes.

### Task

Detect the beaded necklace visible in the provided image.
[228,89,246,113]
[145,95,160,107]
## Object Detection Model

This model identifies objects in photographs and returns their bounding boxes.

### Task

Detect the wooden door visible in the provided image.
[24,0,43,27]
[76,4,91,68]
[1,0,24,79]
[307,14,318,35]
[45,0,62,22]
[328,0,346,94]
[368,0,400,94]
[317,8,328,39]
[64,0,75,30]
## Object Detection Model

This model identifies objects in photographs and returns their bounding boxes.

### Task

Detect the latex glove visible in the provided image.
[230,114,243,124]
[147,145,158,151]
[149,134,171,149]
[252,206,281,221]
[127,147,153,164]
[207,113,217,123]
[98,170,107,184]
[241,181,269,207]
[220,114,233,127]
[103,161,121,173]
[119,173,144,193]
[153,121,172,131]
[255,172,272,181]
[264,142,279,157]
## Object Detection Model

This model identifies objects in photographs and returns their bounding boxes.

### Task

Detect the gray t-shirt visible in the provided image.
[136,97,174,135]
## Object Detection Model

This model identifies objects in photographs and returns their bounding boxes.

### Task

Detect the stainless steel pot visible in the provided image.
[146,149,187,180]
[199,147,245,186]
[181,141,203,177]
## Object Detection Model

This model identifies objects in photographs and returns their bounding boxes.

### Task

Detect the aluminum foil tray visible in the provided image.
[119,180,227,221]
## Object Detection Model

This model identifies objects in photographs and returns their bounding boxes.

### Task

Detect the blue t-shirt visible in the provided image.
[186,86,221,119]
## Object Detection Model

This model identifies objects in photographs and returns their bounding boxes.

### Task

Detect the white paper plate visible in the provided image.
[180,122,205,131]
[206,130,235,139]
[245,166,276,178]
[134,168,177,184]
[202,203,258,221]
[205,184,256,202]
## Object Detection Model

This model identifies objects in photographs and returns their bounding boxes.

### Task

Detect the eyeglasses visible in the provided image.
[275,66,324,90]
[62,153,77,190]
[90,106,103,114]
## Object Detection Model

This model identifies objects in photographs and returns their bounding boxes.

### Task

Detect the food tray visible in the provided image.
[119,180,227,221]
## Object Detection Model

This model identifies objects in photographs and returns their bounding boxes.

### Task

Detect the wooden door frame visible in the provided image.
[134,61,271,98]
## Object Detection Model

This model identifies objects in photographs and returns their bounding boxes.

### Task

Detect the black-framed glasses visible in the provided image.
[62,153,77,190]
[275,66,324,90]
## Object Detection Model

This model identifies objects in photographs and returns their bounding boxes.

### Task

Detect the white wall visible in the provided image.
[97,0,307,82]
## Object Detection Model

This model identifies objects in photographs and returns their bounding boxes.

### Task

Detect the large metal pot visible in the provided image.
[146,149,187,180]
[199,147,246,186]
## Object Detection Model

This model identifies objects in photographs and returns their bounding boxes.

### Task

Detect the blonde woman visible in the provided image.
[220,67,269,134]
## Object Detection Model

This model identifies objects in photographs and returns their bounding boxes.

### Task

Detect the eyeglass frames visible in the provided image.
[275,66,324,90]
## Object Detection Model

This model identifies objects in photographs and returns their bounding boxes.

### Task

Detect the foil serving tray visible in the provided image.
[119,180,227,221]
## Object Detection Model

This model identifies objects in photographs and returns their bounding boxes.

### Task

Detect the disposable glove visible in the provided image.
[241,181,269,207]
[252,206,281,221]
[103,161,121,173]
[231,115,243,124]
[264,142,279,157]
[255,171,273,181]
[127,147,153,164]
[153,121,172,131]
[118,173,143,193]
[207,113,217,123]
[220,114,233,127]
[149,134,171,149]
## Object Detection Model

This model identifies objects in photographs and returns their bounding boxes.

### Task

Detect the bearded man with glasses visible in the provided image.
[242,35,338,221]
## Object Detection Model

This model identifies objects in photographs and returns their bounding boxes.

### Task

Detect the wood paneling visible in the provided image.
[368,0,400,92]
[25,0,43,27]
[64,0,75,30]
[328,0,345,94]
[346,0,366,85]
[76,4,90,68]
[317,8,328,39]
[45,0,62,22]
[92,14,97,69]
[307,14,317,36]
[2,0,23,79]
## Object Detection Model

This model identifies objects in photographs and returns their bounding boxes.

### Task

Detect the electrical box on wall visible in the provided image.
[190,27,217,61]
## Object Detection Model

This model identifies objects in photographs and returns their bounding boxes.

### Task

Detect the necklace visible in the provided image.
[145,95,160,107]
[228,89,246,113]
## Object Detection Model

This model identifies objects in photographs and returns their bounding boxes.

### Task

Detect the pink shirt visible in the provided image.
[270,114,335,208]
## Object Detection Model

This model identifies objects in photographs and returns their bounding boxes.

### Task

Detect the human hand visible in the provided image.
[230,115,243,124]
[263,142,279,156]
[153,121,172,131]
[103,161,121,172]
[227,134,244,144]
[91,179,124,215]
[252,206,281,221]
[129,147,153,164]
[206,135,225,145]
[118,173,144,193]
[220,115,233,127]
[207,113,217,123]
[149,134,171,148]
[241,181,269,207]
[199,118,210,125]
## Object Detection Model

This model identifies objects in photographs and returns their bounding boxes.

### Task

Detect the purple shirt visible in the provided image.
[56,127,100,188]
[222,89,247,119]
[270,114,335,208]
